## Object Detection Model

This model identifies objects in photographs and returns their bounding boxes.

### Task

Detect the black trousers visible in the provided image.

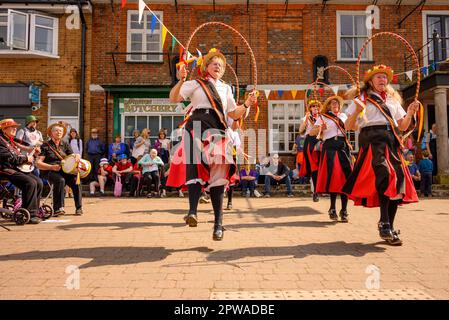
[87,154,102,181]
[43,171,82,211]
[6,171,43,217]
[143,171,160,193]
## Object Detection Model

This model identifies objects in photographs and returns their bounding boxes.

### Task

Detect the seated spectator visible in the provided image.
[154,128,171,164]
[130,130,146,165]
[139,148,164,198]
[406,153,420,192]
[263,154,293,197]
[109,135,128,163]
[89,158,112,196]
[256,155,270,184]
[239,163,257,197]
[129,155,143,197]
[419,150,433,197]
[112,154,133,192]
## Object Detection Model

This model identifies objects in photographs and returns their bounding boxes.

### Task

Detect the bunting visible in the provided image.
[264,90,271,99]
[291,90,298,99]
[161,26,168,47]
[331,85,339,95]
[405,70,413,81]
[278,90,284,98]
[121,0,126,9]
[138,0,145,24]
[150,14,157,34]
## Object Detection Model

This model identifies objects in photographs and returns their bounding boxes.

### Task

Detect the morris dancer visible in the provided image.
[343,65,419,245]
[168,48,256,241]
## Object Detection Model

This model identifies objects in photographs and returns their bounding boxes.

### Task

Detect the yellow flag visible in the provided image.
[291,90,298,99]
[161,26,168,47]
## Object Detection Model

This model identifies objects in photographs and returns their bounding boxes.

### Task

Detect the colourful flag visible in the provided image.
[405,70,413,81]
[421,66,428,76]
[306,89,312,98]
[331,85,339,95]
[264,90,271,99]
[392,75,399,84]
[121,0,127,9]
[138,0,145,24]
[171,37,176,53]
[278,90,284,98]
[291,90,298,99]
[161,26,168,47]
[150,14,157,34]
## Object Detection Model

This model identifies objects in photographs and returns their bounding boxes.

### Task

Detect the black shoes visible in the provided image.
[184,213,198,227]
[75,208,83,215]
[387,230,403,246]
[378,222,394,241]
[339,210,349,223]
[313,193,319,202]
[328,209,338,221]
[213,225,224,241]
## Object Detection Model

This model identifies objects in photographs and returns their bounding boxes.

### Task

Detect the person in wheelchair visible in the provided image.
[0,119,43,224]
[36,122,83,216]
[139,148,164,198]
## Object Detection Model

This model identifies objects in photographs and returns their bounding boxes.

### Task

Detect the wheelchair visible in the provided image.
[0,180,31,225]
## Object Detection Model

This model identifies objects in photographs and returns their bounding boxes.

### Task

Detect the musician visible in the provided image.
[36,123,83,216]
[0,119,43,224]
[343,65,419,245]
[16,115,43,178]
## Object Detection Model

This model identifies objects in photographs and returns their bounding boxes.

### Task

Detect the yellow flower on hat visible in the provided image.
[363,64,394,83]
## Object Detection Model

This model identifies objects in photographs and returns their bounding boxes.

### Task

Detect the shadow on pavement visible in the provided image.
[0,246,214,269]
[206,241,386,262]
[57,221,186,231]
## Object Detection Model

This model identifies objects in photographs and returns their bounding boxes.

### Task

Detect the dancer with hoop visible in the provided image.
[168,48,257,241]
[310,96,353,223]
[343,65,419,245]
[298,99,322,202]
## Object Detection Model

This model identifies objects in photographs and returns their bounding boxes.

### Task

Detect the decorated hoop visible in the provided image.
[305,81,338,108]
[314,65,356,88]
[185,22,259,120]
[356,31,423,141]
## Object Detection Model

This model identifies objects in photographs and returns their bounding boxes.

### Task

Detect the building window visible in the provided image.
[337,11,372,61]
[48,96,80,132]
[426,15,449,64]
[269,100,304,154]
[122,115,184,145]
[0,10,58,56]
[127,10,163,62]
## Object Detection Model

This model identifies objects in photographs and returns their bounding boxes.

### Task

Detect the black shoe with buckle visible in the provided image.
[313,193,319,202]
[339,209,349,223]
[213,224,224,241]
[378,222,394,241]
[185,213,198,227]
[387,230,403,246]
[328,209,338,221]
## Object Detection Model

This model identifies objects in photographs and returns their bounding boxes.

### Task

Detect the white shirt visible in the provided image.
[180,78,238,114]
[69,139,83,155]
[315,113,348,141]
[301,115,319,136]
[346,91,406,128]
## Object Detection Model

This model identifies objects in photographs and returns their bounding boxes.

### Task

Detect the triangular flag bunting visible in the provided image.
[421,66,428,76]
[171,37,176,53]
[291,90,298,99]
[264,90,271,99]
[150,14,157,34]
[405,70,413,81]
[191,58,197,71]
[306,89,312,98]
[318,88,324,97]
[138,0,145,24]
[161,26,168,47]
[392,75,399,84]
[121,0,127,9]
[331,85,339,95]
[278,90,284,98]
[432,62,437,72]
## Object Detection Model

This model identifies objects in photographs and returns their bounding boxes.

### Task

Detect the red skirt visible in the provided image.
[316,136,353,194]
[342,126,418,208]
[298,135,320,177]
[167,110,236,188]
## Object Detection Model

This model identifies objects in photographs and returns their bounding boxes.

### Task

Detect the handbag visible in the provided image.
[114,176,122,197]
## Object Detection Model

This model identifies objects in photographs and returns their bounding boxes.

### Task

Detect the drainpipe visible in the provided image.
[77,0,87,140]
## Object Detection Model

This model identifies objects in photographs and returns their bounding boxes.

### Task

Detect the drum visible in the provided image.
[61,155,92,179]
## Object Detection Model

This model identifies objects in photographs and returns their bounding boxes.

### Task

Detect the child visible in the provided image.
[406,153,421,192]
[419,150,433,197]
[112,154,133,193]
[138,149,164,198]
[89,158,112,196]
[129,155,143,197]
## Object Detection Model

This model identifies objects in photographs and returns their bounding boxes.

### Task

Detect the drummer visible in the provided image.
[36,122,83,216]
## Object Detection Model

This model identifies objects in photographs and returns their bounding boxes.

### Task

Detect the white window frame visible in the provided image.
[0,10,58,58]
[268,100,305,154]
[337,11,372,61]
[7,9,29,50]
[30,13,58,56]
[422,11,449,68]
[126,10,163,63]
[48,95,80,131]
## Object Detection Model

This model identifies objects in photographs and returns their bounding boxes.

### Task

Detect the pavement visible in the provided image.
[0,195,448,300]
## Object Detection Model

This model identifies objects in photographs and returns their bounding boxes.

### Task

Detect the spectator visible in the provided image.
[403,135,415,157]
[425,123,438,176]
[109,135,128,163]
[419,150,433,197]
[239,163,257,197]
[128,129,140,155]
[263,154,293,197]
[112,154,133,192]
[139,148,164,198]
[130,130,146,165]
[154,128,171,164]
[68,128,83,156]
[141,128,152,154]
[256,155,270,184]
[86,128,105,181]
[15,115,43,177]
[129,155,143,197]
[89,158,112,196]
[406,153,421,192]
